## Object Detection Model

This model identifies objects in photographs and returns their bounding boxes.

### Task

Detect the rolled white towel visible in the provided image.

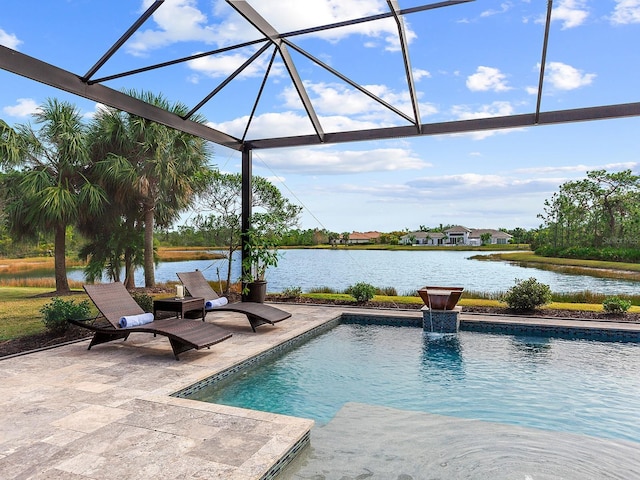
[119,312,154,328]
[205,297,229,309]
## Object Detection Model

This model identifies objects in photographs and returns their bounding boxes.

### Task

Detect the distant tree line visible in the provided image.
[158,227,337,248]
[534,169,640,262]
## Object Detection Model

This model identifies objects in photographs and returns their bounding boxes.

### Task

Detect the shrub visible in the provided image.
[40,297,92,333]
[377,286,398,296]
[281,286,302,298]
[502,277,552,312]
[309,286,337,294]
[130,291,153,312]
[602,296,632,314]
[346,282,377,303]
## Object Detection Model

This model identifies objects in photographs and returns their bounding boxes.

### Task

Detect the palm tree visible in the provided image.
[89,91,212,287]
[80,148,145,288]
[77,202,144,288]
[1,99,106,294]
[0,119,22,166]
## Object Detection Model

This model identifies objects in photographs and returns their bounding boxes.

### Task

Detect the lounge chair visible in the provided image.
[69,282,232,360]
[177,271,291,332]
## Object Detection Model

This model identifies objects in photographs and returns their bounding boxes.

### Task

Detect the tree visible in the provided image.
[505,227,535,245]
[0,119,21,165]
[80,151,146,288]
[88,91,212,287]
[538,169,640,250]
[480,232,492,245]
[77,209,144,286]
[587,169,640,244]
[1,99,106,294]
[194,172,302,293]
[328,231,340,247]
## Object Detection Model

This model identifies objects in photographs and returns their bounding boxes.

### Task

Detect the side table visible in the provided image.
[153,297,205,320]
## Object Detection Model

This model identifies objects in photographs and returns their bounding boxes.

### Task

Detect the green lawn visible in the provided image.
[0,288,92,341]
[486,251,640,274]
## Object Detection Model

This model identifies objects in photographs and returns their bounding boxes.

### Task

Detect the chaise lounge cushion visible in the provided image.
[71,282,232,359]
[177,271,291,332]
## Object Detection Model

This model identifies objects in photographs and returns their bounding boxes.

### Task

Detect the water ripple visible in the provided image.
[280,403,640,480]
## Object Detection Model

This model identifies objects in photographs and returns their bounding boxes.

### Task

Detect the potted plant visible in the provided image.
[241,214,281,303]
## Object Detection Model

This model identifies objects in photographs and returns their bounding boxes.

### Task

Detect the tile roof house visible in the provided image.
[444,226,472,245]
[399,231,446,245]
[468,229,513,246]
[345,231,381,244]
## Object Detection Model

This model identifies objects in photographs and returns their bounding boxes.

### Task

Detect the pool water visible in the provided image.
[190,323,640,443]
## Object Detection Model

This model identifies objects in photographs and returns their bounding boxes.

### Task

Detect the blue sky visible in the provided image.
[1,0,640,233]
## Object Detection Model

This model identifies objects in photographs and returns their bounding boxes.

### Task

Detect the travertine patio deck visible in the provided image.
[1,304,639,479]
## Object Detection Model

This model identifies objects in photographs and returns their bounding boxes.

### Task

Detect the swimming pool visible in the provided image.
[187,320,640,443]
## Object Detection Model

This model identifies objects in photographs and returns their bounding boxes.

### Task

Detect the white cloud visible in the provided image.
[304,172,557,230]
[82,103,110,120]
[0,28,22,50]
[319,114,387,133]
[412,68,431,82]
[249,110,424,140]
[450,101,517,139]
[466,66,511,92]
[210,111,314,138]
[279,81,436,124]
[406,173,559,200]
[255,146,430,175]
[284,82,370,116]
[545,62,595,90]
[2,98,38,117]
[210,110,389,139]
[452,101,515,120]
[187,50,283,79]
[244,0,411,52]
[515,162,639,175]
[480,2,513,18]
[129,0,413,56]
[611,0,640,24]
[127,0,219,55]
[549,0,589,29]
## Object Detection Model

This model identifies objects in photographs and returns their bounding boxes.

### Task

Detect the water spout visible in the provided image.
[419,286,464,334]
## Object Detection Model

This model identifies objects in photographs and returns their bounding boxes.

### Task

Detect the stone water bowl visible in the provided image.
[418,286,464,310]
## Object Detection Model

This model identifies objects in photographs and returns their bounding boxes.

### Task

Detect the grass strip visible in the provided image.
[0,288,88,340]
[300,293,640,313]
[2,288,639,343]
[486,251,640,273]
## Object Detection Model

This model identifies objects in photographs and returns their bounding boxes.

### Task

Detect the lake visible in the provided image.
[66,249,640,295]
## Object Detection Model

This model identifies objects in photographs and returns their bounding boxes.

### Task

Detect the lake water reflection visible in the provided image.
[66,249,640,295]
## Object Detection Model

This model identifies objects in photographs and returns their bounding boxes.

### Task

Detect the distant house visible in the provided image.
[399,231,445,245]
[444,226,471,245]
[468,229,512,245]
[400,226,512,246]
[345,231,381,244]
